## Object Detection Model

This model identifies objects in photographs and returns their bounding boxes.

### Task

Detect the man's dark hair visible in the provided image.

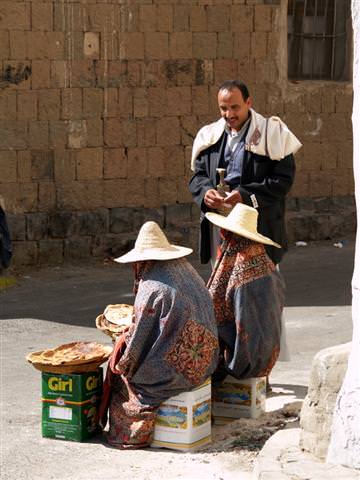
[218,80,250,101]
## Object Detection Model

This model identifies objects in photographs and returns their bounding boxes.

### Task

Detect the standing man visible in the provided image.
[189,80,301,266]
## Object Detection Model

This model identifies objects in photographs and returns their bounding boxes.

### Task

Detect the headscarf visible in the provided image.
[208,230,276,325]
[207,230,284,379]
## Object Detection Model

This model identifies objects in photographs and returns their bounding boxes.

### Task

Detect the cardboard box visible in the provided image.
[212,376,266,423]
[41,369,103,442]
[151,378,211,451]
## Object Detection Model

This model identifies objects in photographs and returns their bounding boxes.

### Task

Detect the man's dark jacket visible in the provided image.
[189,131,295,265]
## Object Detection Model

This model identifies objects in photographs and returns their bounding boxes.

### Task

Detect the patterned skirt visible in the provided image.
[106,375,158,449]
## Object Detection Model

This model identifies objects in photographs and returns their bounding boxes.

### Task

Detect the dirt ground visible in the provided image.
[0,239,355,479]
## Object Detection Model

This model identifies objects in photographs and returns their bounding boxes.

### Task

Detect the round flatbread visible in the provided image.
[26,341,112,367]
[103,304,134,327]
[95,314,127,340]
[28,358,108,374]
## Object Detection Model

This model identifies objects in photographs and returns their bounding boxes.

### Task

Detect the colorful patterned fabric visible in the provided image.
[107,375,158,449]
[104,258,219,448]
[165,319,219,384]
[208,231,285,380]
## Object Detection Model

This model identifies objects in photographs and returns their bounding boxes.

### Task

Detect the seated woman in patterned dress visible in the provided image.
[205,203,285,383]
[100,221,219,449]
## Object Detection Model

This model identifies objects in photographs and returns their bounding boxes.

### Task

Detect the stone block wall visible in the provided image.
[0,0,355,266]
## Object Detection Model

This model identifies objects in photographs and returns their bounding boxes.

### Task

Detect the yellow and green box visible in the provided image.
[41,369,103,442]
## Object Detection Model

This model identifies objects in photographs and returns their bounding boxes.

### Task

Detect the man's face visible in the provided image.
[217,87,252,131]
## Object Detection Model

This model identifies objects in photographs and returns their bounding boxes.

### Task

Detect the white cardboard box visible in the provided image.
[212,376,266,423]
[151,378,211,451]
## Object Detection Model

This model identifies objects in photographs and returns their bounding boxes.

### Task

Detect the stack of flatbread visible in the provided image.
[96,304,134,341]
[26,341,113,374]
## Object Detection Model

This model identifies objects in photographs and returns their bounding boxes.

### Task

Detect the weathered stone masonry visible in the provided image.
[0,0,355,266]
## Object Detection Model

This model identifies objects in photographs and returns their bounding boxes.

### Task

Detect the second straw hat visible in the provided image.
[205,203,281,248]
[114,221,193,263]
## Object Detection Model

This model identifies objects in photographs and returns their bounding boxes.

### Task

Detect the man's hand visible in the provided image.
[204,189,225,209]
[204,189,243,210]
[223,190,243,208]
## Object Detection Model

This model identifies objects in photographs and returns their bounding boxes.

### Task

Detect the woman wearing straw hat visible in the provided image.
[100,221,219,449]
[206,203,285,382]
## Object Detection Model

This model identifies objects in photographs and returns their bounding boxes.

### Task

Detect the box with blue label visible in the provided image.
[212,376,266,423]
[151,378,211,451]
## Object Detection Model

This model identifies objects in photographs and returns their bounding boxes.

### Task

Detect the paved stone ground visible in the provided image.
[255,429,360,480]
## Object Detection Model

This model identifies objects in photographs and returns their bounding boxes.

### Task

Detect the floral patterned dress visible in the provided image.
[207,231,285,383]
[102,258,219,449]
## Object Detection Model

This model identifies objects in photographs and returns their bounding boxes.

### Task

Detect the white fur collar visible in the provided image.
[191,109,302,171]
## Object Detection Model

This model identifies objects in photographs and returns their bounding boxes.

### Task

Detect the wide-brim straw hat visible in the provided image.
[205,203,281,248]
[114,221,193,263]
